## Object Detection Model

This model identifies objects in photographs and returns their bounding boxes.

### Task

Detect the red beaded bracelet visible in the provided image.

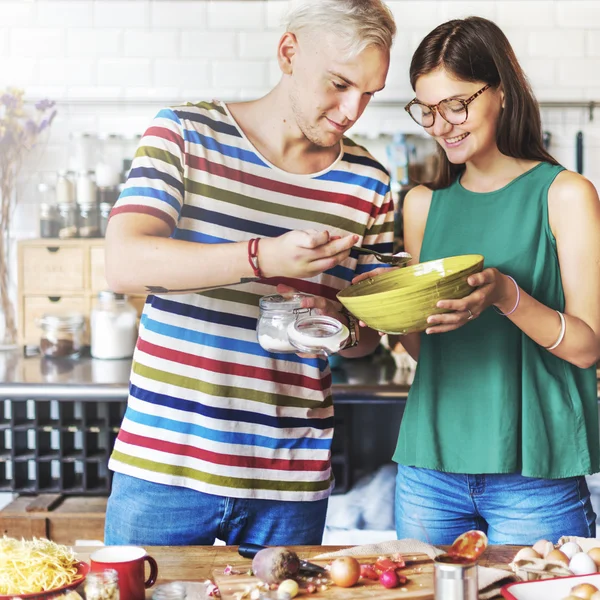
[247,237,262,278]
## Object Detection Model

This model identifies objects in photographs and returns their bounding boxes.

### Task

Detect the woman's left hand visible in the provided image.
[425,267,510,334]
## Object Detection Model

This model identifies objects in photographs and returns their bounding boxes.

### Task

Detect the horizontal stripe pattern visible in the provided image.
[109,100,394,501]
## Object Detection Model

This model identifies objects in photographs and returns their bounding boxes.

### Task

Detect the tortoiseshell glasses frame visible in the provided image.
[404,84,491,128]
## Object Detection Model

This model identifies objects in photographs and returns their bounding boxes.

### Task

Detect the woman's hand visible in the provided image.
[425,267,514,334]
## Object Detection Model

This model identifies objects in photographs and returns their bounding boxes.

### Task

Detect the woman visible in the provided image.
[362,16,600,544]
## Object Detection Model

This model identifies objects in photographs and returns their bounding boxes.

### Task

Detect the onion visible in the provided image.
[379,569,400,589]
[329,557,361,588]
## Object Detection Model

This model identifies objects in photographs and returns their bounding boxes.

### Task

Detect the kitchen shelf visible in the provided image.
[0,398,125,494]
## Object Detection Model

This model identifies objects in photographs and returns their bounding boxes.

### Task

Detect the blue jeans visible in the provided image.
[105,473,328,546]
[395,464,596,545]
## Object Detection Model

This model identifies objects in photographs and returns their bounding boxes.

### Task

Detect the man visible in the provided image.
[104,0,396,546]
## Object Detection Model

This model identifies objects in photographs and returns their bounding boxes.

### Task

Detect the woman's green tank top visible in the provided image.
[393,162,599,478]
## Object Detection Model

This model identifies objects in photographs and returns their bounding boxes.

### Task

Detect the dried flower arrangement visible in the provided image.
[0,88,56,347]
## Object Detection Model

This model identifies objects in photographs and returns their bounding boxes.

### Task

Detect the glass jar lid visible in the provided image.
[287,316,349,355]
[39,313,85,331]
[98,290,126,302]
[259,293,314,312]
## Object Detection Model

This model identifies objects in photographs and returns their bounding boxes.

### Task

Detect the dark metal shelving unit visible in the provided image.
[1,398,126,495]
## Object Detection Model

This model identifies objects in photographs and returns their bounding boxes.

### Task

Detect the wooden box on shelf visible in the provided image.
[17,238,145,349]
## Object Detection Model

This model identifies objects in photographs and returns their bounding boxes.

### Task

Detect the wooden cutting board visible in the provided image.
[213,552,436,599]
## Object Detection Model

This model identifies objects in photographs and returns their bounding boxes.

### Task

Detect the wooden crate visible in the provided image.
[0,494,107,545]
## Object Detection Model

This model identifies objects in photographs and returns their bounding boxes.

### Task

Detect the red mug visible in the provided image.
[90,546,158,600]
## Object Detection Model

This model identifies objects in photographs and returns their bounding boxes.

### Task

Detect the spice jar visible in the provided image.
[39,199,59,238]
[78,201,100,238]
[85,569,120,600]
[91,291,138,359]
[76,170,97,205]
[56,170,74,205]
[99,201,114,237]
[38,313,85,358]
[57,202,78,239]
[257,294,349,355]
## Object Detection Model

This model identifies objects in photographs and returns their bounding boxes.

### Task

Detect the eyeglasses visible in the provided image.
[404,84,491,128]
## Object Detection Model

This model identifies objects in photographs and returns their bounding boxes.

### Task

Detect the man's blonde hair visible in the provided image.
[285,0,396,58]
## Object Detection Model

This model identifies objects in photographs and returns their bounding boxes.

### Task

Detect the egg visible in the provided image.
[532,539,554,557]
[546,549,570,566]
[561,542,584,560]
[513,547,541,561]
[570,582,600,599]
[569,551,598,576]
[588,547,600,568]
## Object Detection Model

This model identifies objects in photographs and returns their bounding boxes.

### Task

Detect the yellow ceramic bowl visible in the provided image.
[337,254,484,334]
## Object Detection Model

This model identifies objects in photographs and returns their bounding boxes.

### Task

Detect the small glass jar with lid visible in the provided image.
[39,184,59,239]
[38,313,86,358]
[57,202,78,239]
[91,291,138,359]
[56,170,74,205]
[85,569,119,600]
[257,294,349,355]
[99,201,114,237]
[78,201,100,238]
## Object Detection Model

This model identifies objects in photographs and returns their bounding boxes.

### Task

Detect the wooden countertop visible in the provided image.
[75,544,519,592]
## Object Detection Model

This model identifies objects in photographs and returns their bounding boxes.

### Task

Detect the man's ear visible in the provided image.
[278,31,298,75]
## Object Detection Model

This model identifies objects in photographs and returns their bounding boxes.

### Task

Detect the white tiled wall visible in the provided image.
[2,0,600,242]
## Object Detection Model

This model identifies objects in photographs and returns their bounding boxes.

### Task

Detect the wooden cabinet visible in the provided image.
[17,239,145,348]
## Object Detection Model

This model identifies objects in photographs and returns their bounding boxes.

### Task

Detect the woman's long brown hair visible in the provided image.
[409,17,558,190]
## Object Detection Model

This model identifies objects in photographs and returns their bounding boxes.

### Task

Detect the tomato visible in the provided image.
[329,556,361,588]
[359,564,379,580]
[374,558,399,574]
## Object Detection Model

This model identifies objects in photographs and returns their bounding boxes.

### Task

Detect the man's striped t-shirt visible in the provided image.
[108,100,395,501]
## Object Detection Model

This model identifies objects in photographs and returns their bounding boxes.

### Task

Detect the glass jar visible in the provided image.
[76,170,97,205]
[257,294,349,355]
[78,201,100,238]
[85,569,119,600]
[39,196,59,238]
[38,313,85,358]
[57,202,78,239]
[99,201,113,237]
[56,170,74,205]
[288,315,350,355]
[91,291,138,359]
[152,582,187,600]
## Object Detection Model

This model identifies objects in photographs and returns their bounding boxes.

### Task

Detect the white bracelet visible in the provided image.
[545,310,566,351]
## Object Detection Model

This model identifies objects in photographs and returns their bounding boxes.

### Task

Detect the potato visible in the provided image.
[252,547,300,584]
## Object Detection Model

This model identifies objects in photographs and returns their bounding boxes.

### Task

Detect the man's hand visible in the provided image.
[260,230,358,279]
[276,283,346,358]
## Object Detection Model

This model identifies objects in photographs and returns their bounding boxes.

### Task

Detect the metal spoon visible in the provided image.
[447,530,489,562]
[352,246,412,267]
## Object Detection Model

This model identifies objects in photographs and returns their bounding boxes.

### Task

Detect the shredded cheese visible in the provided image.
[0,536,80,595]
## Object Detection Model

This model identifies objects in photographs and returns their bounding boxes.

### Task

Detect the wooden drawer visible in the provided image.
[22,295,87,346]
[90,245,109,292]
[21,245,85,293]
